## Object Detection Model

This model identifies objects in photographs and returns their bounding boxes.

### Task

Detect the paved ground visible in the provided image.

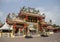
[0,33,60,42]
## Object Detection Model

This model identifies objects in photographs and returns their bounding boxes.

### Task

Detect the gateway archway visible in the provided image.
[13,23,25,36]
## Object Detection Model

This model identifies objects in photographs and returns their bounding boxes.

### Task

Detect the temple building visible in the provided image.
[5,7,51,37]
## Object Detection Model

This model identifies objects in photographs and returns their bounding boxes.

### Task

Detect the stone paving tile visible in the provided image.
[0,33,60,42]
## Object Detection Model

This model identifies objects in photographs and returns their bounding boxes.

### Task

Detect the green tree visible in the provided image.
[52,24,59,27]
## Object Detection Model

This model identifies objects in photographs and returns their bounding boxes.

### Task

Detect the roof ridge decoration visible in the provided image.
[21,6,39,14]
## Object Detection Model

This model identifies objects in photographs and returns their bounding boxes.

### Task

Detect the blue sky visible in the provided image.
[0,0,60,25]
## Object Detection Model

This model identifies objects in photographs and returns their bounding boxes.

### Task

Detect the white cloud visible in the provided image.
[1,0,11,3]
[0,11,7,23]
[0,11,4,22]
[0,11,3,17]
[1,0,16,3]
[50,6,60,25]
[1,0,22,3]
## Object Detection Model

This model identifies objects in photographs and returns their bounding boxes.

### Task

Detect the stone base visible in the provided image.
[41,35,48,37]
[25,35,33,38]
[0,33,2,37]
[10,33,15,38]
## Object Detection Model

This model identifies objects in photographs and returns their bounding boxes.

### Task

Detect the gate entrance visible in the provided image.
[13,23,24,36]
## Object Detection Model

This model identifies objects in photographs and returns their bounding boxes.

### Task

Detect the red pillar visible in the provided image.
[24,24,27,28]
[40,25,43,32]
[24,24,28,35]
[13,23,16,29]
[38,17,43,32]
[25,15,28,21]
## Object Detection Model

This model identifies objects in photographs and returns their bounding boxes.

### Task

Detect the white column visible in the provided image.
[19,29,20,36]
[0,30,2,37]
